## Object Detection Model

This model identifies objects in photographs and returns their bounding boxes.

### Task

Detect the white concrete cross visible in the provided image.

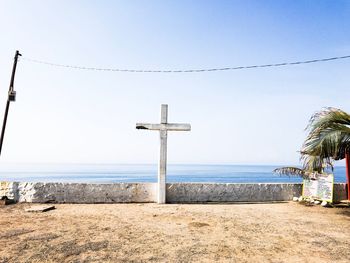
[136,104,191,204]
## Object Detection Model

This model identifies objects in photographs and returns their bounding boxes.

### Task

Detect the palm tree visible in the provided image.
[301,107,350,200]
[274,107,350,200]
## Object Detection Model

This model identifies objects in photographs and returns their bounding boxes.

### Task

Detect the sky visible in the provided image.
[0,0,349,165]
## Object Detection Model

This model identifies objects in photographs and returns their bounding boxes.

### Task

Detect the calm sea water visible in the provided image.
[0,164,346,183]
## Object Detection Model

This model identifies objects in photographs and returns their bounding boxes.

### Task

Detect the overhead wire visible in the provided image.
[20,55,350,73]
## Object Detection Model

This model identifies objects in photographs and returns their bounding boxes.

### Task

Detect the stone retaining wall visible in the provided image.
[0,182,156,203]
[0,182,347,203]
[166,183,302,203]
[167,183,347,203]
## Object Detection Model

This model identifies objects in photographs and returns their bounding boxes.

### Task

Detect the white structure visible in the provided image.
[136,104,191,204]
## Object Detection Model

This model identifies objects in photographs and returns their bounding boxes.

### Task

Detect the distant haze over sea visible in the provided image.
[0,164,346,183]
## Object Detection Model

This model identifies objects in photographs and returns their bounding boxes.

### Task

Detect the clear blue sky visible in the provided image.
[0,0,349,165]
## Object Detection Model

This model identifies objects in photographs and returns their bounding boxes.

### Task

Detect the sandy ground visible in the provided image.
[0,202,349,263]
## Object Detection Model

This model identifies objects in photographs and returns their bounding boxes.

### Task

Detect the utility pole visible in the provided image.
[0,50,21,156]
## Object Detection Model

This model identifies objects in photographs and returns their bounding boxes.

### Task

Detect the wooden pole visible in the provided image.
[346,152,350,200]
[0,50,21,156]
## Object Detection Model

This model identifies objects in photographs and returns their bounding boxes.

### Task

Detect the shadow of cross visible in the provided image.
[136,104,191,204]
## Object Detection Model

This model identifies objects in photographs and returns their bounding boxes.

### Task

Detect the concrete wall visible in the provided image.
[0,182,347,203]
[166,183,302,203]
[0,182,156,203]
[167,183,348,203]
[0,182,17,200]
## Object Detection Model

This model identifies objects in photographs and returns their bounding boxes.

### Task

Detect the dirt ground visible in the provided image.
[0,202,349,263]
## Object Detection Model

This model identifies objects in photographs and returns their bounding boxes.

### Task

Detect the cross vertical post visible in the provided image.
[158,104,168,204]
[136,104,191,204]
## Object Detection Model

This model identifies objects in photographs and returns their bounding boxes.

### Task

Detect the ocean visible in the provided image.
[0,163,346,183]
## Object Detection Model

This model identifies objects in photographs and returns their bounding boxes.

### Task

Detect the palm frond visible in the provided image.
[300,155,333,173]
[306,107,350,132]
[301,107,350,171]
[273,167,309,179]
[302,129,350,159]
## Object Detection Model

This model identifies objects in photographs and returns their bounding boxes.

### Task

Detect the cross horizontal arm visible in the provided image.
[136,123,161,130]
[136,123,191,131]
[164,123,191,131]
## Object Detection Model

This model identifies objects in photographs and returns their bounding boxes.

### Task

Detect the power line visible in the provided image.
[20,55,350,73]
